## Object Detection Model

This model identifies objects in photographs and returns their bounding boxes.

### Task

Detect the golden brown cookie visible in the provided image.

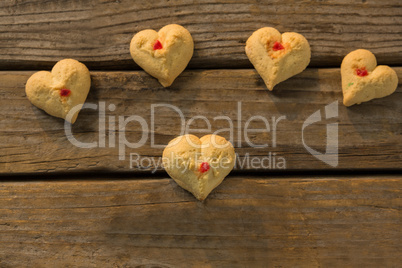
[341,49,398,106]
[245,27,311,90]
[163,134,236,201]
[130,24,194,87]
[25,59,91,123]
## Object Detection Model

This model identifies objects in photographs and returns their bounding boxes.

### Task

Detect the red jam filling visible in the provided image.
[60,88,71,97]
[199,162,210,173]
[272,41,285,51]
[356,67,368,77]
[153,40,163,50]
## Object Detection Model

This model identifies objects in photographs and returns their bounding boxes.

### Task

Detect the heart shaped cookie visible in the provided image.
[163,134,236,201]
[341,49,398,106]
[245,27,311,90]
[25,59,91,123]
[130,24,194,87]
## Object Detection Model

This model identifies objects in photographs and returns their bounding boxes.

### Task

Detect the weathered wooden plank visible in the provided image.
[0,68,401,173]
[0,0,401,70]
[0,175,400,267]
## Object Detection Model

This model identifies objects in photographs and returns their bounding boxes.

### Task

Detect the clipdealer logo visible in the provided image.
[302,101,338,167]
[64,101,339,169]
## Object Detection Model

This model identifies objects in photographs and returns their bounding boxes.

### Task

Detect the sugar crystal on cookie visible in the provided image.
[153,40,163,50]
[272,41,285,51]
[199,162,210,173]
[356,67,368,77]
[60,88,71,97]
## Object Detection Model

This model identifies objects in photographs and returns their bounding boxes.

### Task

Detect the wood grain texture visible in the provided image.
[0,0,401,70]
[0,175,400,267]
[0,68,401,174]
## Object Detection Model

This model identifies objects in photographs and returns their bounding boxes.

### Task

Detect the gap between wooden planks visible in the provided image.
[0,0,401,70]
[0,68,401,174]
[0,175,400,267]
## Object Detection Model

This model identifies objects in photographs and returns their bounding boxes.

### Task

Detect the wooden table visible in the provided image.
[0,1,401,267]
